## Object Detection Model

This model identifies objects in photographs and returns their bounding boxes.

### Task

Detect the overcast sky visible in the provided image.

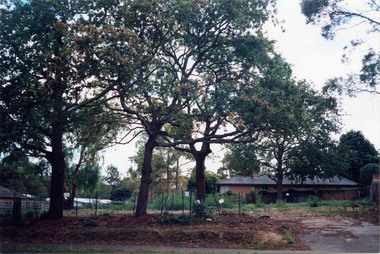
[103,0,380,176]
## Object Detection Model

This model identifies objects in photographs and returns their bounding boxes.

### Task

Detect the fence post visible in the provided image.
[12,192,21,221]
[182,190,184,214]
[213,193,220,211]
[161,192,164,215]
[189,191,192,216]
[171,190,174,212]
[238,192,242,214]
[132,192,137,216]
[95,192,98,217]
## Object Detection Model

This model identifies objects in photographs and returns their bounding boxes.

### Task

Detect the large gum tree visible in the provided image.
[0,1,122,219]
[106,0,279,212]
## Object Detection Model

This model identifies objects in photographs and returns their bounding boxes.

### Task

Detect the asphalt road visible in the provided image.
[300,219,380,253]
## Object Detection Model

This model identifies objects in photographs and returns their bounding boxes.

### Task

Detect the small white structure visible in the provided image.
[45,197,112,207]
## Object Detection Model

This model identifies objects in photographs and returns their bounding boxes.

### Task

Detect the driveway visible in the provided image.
[300,219,379,253]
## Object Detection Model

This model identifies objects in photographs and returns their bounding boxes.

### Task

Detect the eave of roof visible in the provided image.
[216,175,359,186]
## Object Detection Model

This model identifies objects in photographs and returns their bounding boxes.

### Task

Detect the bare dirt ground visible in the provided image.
[1,206,379,252]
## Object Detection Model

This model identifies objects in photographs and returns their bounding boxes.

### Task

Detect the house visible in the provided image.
[216,175,360,202]
[0,186,25,201]
[0,185,26,210]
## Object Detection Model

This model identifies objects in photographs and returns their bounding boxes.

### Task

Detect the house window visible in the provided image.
[220,186,229,194]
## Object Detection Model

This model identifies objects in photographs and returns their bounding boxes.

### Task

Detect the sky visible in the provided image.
[102,0,379,177]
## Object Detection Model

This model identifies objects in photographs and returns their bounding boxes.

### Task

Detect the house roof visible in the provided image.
[0,186,26,199]
[216,175,359,186]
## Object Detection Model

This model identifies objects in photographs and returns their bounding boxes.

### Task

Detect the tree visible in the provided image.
[107,0,277,215]
[338,130,379,183]
[96,182,112,200]
[159,4,278,203]
[75,163,101,198]
[110,187,132,201]
[250,75,341,200]
[300,0,380,96]
[103,165,121,189]
[359,163,379,187]
[187,171,219,195]
[220,143,260,178]
[0,154,50,198]
[0,1,121,219]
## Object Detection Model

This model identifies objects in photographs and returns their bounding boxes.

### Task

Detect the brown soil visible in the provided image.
[2,206,378,251]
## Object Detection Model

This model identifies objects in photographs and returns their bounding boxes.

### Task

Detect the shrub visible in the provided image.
[24,210,35,218]
[193,201,215,219]
[40,211,49,220]
[307,195,320,207]
[157,213,192,225]
[275,200,288,211]
[283,232,294,244]
[0,210,12,217]
[82,218,98,227]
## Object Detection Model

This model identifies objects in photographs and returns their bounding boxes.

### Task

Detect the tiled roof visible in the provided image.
[0,186,25,199]
[216,175,358,186]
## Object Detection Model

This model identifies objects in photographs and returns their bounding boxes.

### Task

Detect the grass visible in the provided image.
[283,232,294,244]
[0,244,196,253]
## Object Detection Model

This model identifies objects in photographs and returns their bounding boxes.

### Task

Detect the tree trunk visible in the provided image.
[191,143,212,202]
[135,136,155,217]
[276,161,284,201]
[65,149,84,209]
[166,148,170,195]
[175,157,179,191]
[47,124,65,219]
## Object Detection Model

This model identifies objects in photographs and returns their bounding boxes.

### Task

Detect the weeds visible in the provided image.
[82,218,98,227]
[283,232,294,244]
[157,213,192,225]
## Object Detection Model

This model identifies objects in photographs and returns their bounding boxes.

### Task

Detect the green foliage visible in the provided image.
[359,163,379,187]
[157,213,192,226]
[110,187,132,201]
[221,143,260,177]
[0,210,12,217]
[0,0,124,218]
[338,130,379,183]
[300,0,380,95]
[82,218,98,227]
[283,232,294,244]
[96,182,112,200]
[187,171,219,194]
[24,210,36,219]
[39,211,49,220]
[307,195,320,207]
[103,165,121,188]
[193,201,215,219]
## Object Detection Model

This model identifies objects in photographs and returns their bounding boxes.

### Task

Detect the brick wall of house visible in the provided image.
[228,185,252,194]
[319,189,358,200]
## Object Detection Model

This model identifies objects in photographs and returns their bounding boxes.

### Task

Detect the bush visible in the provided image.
[0,210,12,217]
[110,187,132,201]
[24,210,35,218]
[40,211,49,220]
[82,218,98,227]
[193,201,215,219]
[157,213,192,225]
[307,195,320,207]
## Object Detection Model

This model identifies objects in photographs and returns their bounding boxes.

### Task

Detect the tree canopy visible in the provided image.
[337,130,379,183]
[301,0,380,96]
[0,0,121,218]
